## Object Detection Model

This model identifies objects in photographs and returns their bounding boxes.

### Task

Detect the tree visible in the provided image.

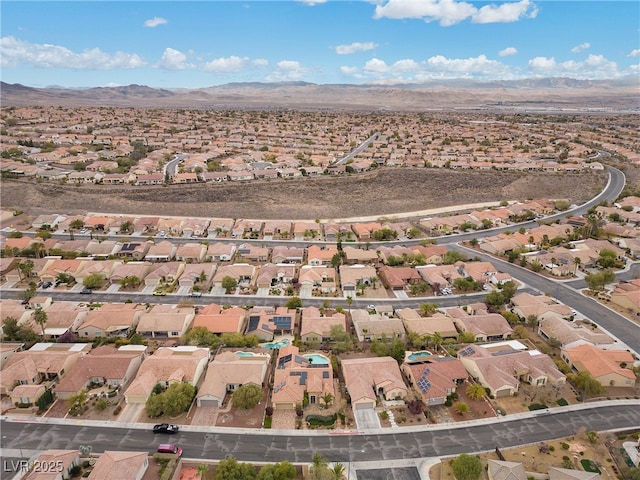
[2,316,21,340]
[454,401,470,415]
[418,303,439,317]
[285,296,302,309]
[257,461,296,480]
[585,269,615,291]
[215,457,257,480]
[568,371,605,400]
[197,464,209,480]
[232,384,262,409]
[18,259,34,282]
[321,393,334,408]
[451,454,482,480]
[34,307,47,338]
[222,276,238,294]
[309,454,330,480]
[163,382,196,416]
[330,464,346,480]
[465,383,486,401]
[83,273,106,290]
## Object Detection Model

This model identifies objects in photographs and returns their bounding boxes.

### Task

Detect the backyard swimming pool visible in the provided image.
[262,338,291,349]
[303,353,330,365]
[408,351,432,361]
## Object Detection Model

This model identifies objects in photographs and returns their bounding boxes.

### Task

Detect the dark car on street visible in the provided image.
[153,424,179,434]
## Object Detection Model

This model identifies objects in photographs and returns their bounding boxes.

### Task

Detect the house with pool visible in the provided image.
[271,345,334,410]
[196,350,270,408]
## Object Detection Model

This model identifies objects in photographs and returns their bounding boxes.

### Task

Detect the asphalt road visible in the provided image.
[1,402,638,469]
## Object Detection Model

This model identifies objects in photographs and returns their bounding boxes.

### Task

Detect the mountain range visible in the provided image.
[1,78,638,111]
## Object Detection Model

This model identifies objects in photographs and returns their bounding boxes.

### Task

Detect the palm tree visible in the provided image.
[310,453,329,480]
[34,307,47,338]
[196,464,209,479]
[321,393,334,409]
[573,257,581,276]
[31,242,45,259]
[465,383,486,401]
[431,332,443,352]
[331,463,347,479]
[18,259,34,282]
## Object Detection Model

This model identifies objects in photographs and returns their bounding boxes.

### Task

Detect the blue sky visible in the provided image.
[1,1,638,88]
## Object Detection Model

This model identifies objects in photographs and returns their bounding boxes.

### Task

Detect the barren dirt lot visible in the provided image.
[1,169,606,220]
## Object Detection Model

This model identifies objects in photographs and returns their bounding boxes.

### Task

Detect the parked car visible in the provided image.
[153,424,179,434]
[156,443,182,456]
[153,290,167,296]
[80,288,93,294]
[190,291,202,297]
[41,281,52,289]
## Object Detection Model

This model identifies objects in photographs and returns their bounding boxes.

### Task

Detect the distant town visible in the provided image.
[1,105,639,480]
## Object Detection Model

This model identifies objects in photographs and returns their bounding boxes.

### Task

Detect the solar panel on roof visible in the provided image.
[274,381,286,393]
[459,346,475,357]
[272,316,292,328]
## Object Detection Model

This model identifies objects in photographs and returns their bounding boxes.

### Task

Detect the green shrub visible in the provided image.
[556,398,568,406]
[561,442,570,450]
[528,403,548,411]
[263,416,272,429]
[306,414,337,427]
[580,459,601,474]
[549,445,555,452]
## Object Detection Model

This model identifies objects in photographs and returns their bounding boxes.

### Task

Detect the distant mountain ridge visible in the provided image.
[1,78,638,111]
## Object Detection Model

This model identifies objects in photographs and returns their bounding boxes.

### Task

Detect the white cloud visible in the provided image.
[296,0,327,5]
[144,17,167,28]
[252,58,269,67]
[363,58,389,75]
[472,0,537,24]
[373,0,536,26]
[528,54,620,79]
[340,66,360,75]
[335,42,377,55]
[157,48,191,70]
[628,49,640,57]
[203,55,249,73]
[571,42,591,53]
[0,36,146,69]
[499,47,518,57]
[528,56,556,72]
[266,60,310,81]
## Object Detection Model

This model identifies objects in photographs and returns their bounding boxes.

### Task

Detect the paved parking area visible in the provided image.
[354,466,421,480]
[354,408,381,430]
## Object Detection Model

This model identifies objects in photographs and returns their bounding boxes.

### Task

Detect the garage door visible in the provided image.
[354,401,375,410]
[198,398,219,408]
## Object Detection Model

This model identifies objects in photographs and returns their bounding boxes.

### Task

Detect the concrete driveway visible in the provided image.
[353,408,381,430]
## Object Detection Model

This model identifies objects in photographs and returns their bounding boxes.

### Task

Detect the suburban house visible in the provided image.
[76,303,146,339]
[35,302,88,339]
[144,240,177,262]
[609,280,640,317]
[537,316,614,349]
[212,264,256,290]
[378,266,422,290]
[0,343,87,395]
[458,342,566,397]
[341,357,408,410]
[237,244,270,262]
[306,245,338,266]
[397,308,458,340]
[196,350,270,407]
[178,262,216,291]
[124,346,209,403]
[262,220,292,239]
[87,451,149,480]
[117,242,151,260]
[255,263,297,289]
[84,239,121,259]
[298,266,338,296]
[75,260,120,287]
[448,310,513,342]
[54,345,146,399]
[206,242,237,262]
[351,309,406,343]
[109,262,151,286]
[192,304,247,335]
[0,299,34,327]
[174,243,206,263]
[342,246,379,265]
[293,221,322,241]
[299,307,347,344]
[511,293,574,321]
[21,450,81,480]
[0,342,24,369]
[271,246,305,264]
[339,265,377,297]
[143,262,185,288]
[10,384,47,408]
[135,304,195,338]
[401,357,468,406]
[561,343,636,388]
[271,345,334,410]
[245,306,296,341]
